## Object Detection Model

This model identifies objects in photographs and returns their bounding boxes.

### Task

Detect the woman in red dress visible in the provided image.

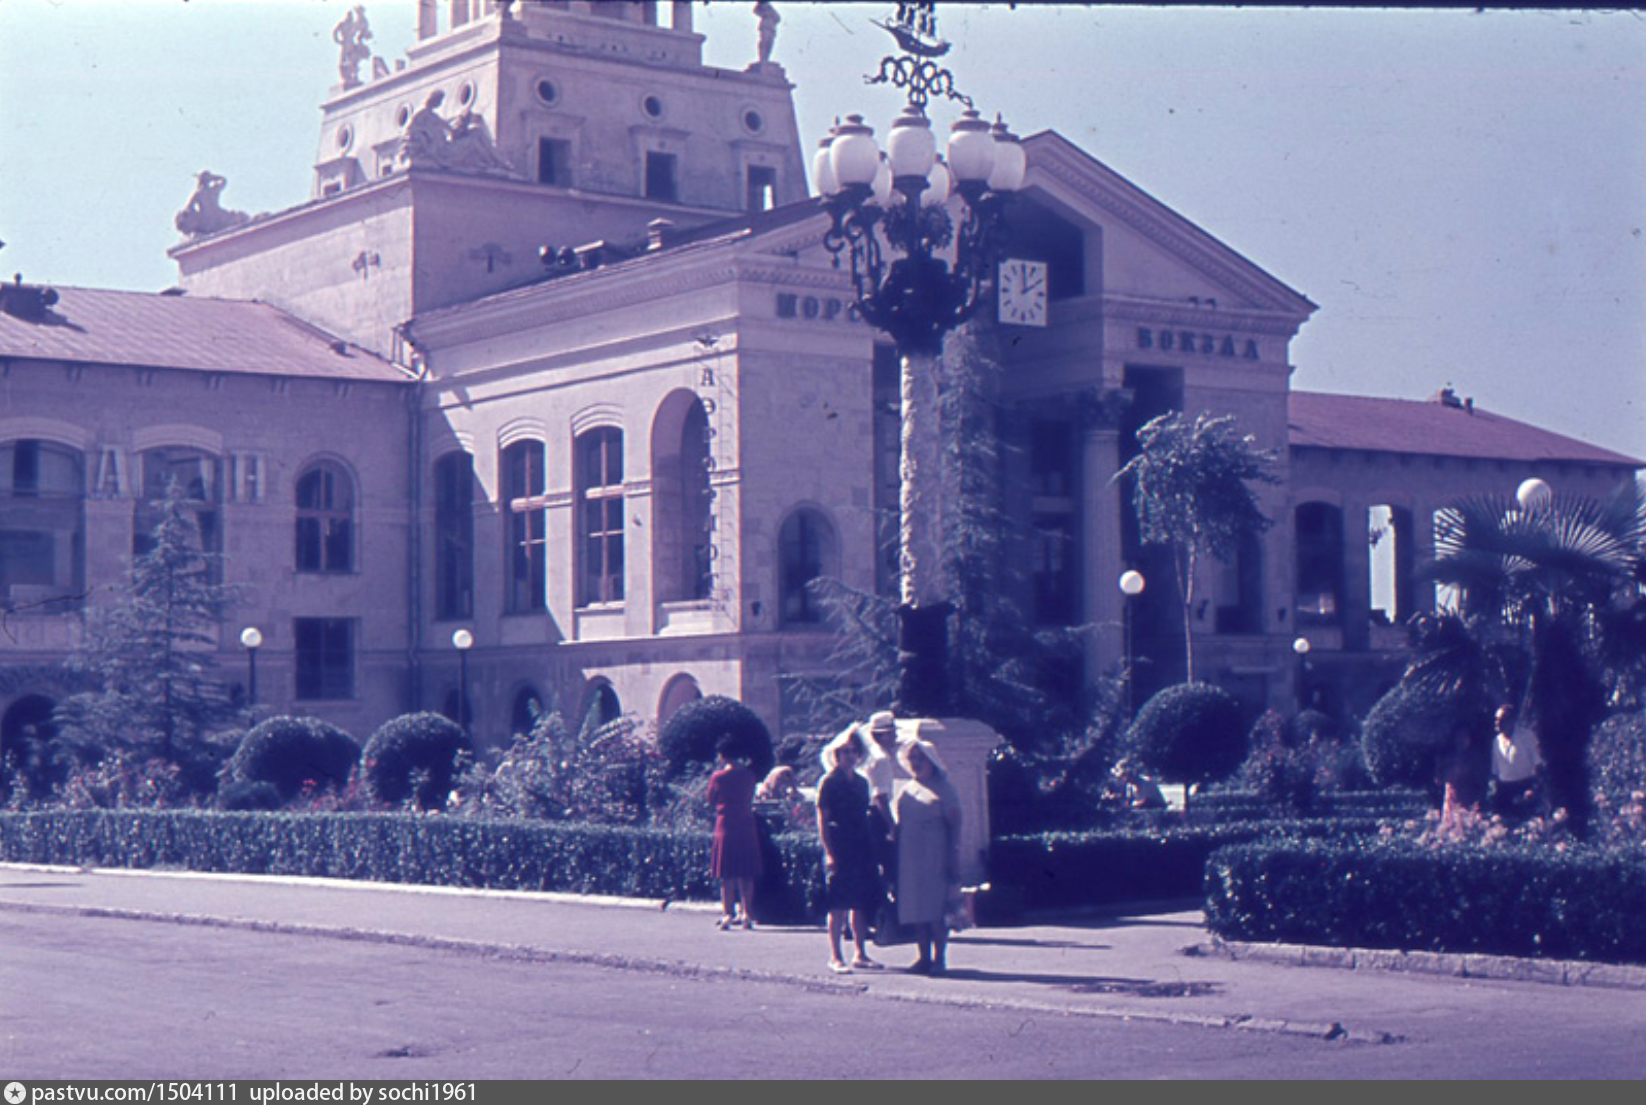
[707,734,762,929]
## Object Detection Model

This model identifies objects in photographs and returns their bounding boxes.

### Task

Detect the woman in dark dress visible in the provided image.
[707,734,761,929]
[816,724,882,973]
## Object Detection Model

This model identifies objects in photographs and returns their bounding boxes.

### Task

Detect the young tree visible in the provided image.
[54,480,244,785]
[1114,411,1279,682]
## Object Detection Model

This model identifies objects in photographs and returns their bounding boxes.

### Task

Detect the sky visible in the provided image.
[2,1,1642,464]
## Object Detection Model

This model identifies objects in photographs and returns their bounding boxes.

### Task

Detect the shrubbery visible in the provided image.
[222,716,360,803]
[1587,710,1646,805]
[1239,709,1366,816]
[1206,835,1646,965]
[462,708,666,825]
[1126,682,1247,800]
[656,695,775,779]
[362,712,470,810]
[987,818,1383,918]
[1360,682,1458,789]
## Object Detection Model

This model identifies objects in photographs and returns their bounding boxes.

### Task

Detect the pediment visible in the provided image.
[1017,130,1316,324]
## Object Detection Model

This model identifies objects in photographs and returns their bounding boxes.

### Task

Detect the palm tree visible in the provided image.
[1423,481,1646,832]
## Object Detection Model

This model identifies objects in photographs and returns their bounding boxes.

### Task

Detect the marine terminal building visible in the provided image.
[1,1,1638,753]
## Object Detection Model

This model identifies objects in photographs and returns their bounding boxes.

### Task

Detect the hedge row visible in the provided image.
[1205,838,1646,965]
[1185,789,1429,823]
[986,818,1384,917]
[0,810,827,922]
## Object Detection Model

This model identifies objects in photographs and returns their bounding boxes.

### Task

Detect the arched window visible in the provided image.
[295,461,355,573]
[657,674,702,728]
[1,440,84,612]
[502,440,549,613]
[137,446,222,561]
[435,451,475,620]
[778,507,837,626]
[652,393,713,603]
[576,428,624,605]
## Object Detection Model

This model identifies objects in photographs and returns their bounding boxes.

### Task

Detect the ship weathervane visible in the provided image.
[872,2,950,58]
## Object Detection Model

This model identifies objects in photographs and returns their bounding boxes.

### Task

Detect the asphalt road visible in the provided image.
[3,910,1642,1080]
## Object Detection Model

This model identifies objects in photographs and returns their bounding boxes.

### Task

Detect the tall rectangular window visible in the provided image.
[644,151,678,202]
[294,617,355,700]
[577,428,624,605]
[537,138,571,186]
[503,440,548,613]
[435,452,475,620]
[745,165,777,211]
[295,462,355,574]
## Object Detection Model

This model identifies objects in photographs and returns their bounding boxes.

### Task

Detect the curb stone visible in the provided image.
[1203,936,1646,991]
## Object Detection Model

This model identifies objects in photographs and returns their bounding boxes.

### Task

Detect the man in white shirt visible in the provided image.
[1490,703,1545,821]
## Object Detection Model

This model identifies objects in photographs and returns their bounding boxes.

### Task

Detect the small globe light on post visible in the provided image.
[1119,570,1145,717]
[452,628,474,733]
[239,626,263,708]
[1292,636,1312,711]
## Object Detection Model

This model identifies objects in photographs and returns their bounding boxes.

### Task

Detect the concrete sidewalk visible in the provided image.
[2,863,1642,1048]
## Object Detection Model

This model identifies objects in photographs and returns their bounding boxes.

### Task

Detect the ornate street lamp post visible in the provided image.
[816,5,1025,718]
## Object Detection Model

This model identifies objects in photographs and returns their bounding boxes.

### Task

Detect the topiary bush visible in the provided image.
[1360,682,1460,790]
[1126,682,1247,800]
[362,712,470,810]
[656,695,774,779]
[221,716,360,803]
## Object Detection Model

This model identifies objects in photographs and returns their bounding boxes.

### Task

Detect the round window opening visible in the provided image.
[643,94,664,119]
[395,105,411,129]
[535,78,559,106]
[459,81,476,107]
[743,110,764,134]
[337,124,354,151]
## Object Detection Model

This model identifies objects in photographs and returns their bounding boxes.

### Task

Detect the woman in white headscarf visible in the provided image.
[893,738,963,975]
[815,725,882,973]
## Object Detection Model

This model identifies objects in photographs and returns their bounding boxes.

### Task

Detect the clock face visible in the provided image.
[998,258,1048,327]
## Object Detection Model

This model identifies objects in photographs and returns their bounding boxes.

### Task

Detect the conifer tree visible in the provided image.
[54,480,244,779]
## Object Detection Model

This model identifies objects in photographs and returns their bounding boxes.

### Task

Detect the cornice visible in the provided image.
[1102,293,1306,339]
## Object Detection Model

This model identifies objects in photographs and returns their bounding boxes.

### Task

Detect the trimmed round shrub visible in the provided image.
[362,712,470,809]
[222,716,360,801]
[1126,682,1247,792]
[656,695,774,779]
[1360,683,1461,789]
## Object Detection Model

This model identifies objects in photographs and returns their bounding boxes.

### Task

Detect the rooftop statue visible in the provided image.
[755,2,781,65]
[174,171,249,238]
[334,6,374,89]
[400,90,516,177]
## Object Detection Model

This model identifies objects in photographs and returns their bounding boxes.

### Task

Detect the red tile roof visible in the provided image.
[1289,390,1641,468]
[0,284,409,383]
